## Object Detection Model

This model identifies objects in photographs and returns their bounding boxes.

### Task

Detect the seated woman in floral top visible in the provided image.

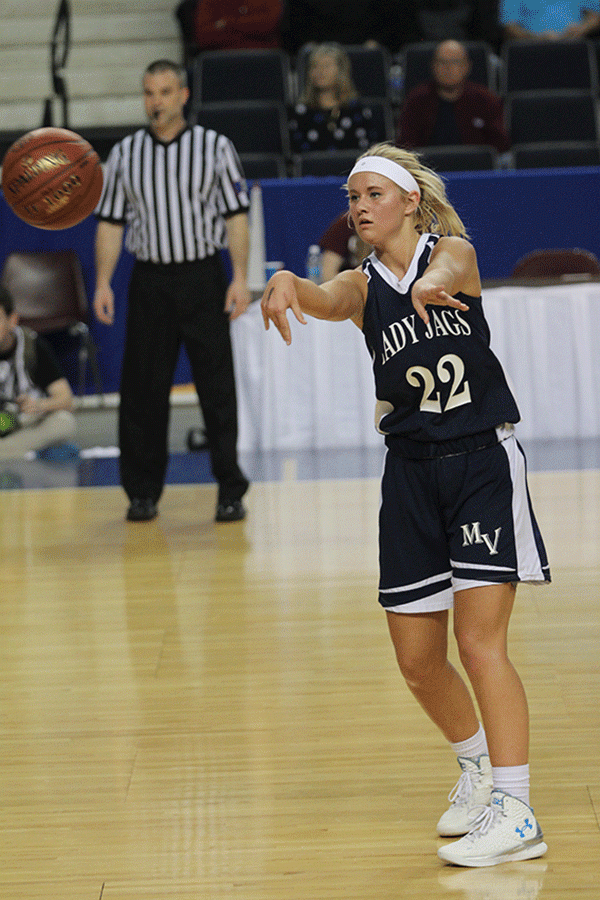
[288,43,384,153]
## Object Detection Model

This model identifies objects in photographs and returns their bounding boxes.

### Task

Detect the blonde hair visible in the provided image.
[349,142,469,238]
[300,43,358,106]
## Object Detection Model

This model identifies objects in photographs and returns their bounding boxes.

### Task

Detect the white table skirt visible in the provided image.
[231,282,600,452]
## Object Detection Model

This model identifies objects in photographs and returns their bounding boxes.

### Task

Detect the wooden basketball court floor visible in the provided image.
[0,440,598,900]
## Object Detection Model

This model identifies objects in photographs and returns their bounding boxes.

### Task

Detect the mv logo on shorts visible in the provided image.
[461,522,502,555]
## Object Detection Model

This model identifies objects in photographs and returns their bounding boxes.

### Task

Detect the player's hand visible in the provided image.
[411,278,469,326]
[261,271,306,345]
[93,284,115,325]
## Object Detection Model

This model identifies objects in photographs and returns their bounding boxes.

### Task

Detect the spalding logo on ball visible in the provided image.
[1,127,103,230]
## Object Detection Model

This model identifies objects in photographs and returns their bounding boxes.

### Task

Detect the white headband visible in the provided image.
[348,156,421,198]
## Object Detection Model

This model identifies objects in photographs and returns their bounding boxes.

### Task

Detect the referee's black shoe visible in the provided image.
[126,498,158,522]
[215,499,246,522]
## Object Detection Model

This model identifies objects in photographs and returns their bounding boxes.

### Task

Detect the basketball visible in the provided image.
[1,127,103,230]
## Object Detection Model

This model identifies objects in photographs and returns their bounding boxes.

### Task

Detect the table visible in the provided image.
[231,281,600,452]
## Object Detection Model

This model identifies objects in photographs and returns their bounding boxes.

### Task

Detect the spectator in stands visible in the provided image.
[281,0,410,56]
[396,39,510,154]
[175,1,283,59]
[318,212,371,281]
[411,0,502,51]
[0,285,76,461]
[288,43,384,153]
[500,0,600,40]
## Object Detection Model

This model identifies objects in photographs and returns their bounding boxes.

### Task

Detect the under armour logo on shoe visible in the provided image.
[515,818,534,838]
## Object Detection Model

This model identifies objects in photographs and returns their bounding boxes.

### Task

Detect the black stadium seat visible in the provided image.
[191,101,290,157]
[78,125,138,162]
[191,49,292,105]
[239,152,287,180]
[0,130,24,166]
[513,141,600,170]
[506,91,600,145]
[415,144,499,173]
[292,149,359,178]
[501,39,598,94]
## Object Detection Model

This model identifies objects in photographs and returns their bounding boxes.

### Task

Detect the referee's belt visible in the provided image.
[135,256,217,271]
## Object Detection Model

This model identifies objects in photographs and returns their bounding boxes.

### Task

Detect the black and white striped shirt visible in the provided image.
[95,126,250,264]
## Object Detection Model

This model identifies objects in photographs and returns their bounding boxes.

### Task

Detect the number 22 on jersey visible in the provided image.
[406,353,471,413]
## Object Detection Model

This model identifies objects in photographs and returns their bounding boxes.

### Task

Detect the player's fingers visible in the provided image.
[412,299,429,325]
[426,290,469,311]
[260,302,271,330]
[260,297,289,341]
[290,297,307,325]
[445,295,469,310]
[273,311,292,345]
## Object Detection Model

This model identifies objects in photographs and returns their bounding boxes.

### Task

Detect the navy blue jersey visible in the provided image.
[361,233,520,442]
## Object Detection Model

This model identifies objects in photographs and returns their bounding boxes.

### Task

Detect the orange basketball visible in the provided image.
[1,127,103,230]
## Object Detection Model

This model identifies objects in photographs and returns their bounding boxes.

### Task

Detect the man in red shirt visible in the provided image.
[396,39,510,153]
[192,0,283,50]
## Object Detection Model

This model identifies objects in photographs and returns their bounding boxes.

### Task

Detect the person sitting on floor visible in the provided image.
[0,285,76,460]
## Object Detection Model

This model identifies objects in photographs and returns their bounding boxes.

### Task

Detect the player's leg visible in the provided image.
[443,433,550,786]
[437,432,550,866]
[438,582,547,866]
[453,583,528,766]
[380,447,492,834]
[386,609,479,742]
[380,447,480,740]
[386,607,493,836]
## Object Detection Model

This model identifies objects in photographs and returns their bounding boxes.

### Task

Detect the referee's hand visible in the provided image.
[93,285,115,325]
[225,280,251,321]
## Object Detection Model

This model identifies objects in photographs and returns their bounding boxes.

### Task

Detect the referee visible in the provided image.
[93,59,251,523]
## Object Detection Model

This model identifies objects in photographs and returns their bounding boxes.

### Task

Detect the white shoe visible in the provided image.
[437,754,493,836]
[438,790,548,868]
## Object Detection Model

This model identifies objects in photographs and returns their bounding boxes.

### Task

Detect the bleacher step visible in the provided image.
[0,1,181,132]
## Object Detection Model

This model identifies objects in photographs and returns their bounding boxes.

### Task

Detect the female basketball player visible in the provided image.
[260,143,550,868]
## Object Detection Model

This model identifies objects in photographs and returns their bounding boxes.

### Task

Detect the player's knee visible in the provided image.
[455,630,505,679]
[395,647,446,690]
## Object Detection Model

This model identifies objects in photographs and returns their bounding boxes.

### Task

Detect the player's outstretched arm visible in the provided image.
[411,236,478,326]
[261,269,366,345]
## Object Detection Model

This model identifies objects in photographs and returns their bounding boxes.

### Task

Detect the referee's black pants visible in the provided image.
[119,256,249,505]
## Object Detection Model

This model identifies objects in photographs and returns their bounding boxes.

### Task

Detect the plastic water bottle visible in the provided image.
[388,62,404,105]
[306,244,322,283]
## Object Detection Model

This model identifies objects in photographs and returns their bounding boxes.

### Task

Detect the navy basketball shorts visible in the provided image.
[378,430,551,613]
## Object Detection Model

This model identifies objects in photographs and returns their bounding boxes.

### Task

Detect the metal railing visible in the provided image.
[42,0,71,128]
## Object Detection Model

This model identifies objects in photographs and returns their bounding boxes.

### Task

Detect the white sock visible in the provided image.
[492,764,530,806]
[450,723,489,760]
